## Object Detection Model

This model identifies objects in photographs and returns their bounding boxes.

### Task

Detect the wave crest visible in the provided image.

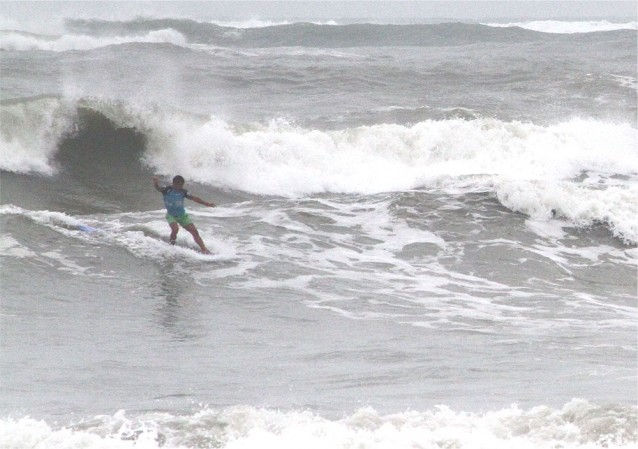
[0,28,187,52]
[485,20,638,34]
[0,96,75,174]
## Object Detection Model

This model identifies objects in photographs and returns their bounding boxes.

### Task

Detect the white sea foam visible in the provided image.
[143,115,638,194]
[0,204,236,263]
[204,196,634,333]
[0,204,86,229]
[0,28,187,52]
[1,197,634,332]
[0,235,37,258]
[609,74,637,90]
[139,111,638,242]
[497,179,638,245]
[99,212,237,262]
[40,249,94,275]
[1,400,635,449]
[484,20,638,34]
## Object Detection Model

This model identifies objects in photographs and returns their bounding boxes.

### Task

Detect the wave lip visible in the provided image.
[0,96,76,174]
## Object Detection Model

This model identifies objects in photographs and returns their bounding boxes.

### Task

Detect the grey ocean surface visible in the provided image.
[0,10,637,449]
[3,193,636,417]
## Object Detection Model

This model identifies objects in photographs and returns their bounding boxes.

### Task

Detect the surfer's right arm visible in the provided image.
[152,176,164,192]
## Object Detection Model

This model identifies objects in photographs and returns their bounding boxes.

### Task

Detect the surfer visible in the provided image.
[153,175,216,254]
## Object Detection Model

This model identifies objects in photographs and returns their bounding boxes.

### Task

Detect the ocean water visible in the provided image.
[1,3,637,449]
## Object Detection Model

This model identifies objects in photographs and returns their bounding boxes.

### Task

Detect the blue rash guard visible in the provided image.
[161,186,189,217]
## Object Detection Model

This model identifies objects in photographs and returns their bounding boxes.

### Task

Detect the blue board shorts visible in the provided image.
[166,213,193,227]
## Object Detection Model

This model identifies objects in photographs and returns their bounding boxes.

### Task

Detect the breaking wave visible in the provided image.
[1,400,636,449]
[2,96,637,243]
[484,20,638,34]
[0,28,187,52]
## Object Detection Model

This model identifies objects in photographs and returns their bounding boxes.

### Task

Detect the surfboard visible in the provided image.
[168,240,213,255]
[133,227,213,255]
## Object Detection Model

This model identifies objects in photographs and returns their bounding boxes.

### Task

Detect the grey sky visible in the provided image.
[0,1,636,32]
[208,1,638,21]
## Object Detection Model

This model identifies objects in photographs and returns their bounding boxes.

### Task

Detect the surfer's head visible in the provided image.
[172,175,185,188]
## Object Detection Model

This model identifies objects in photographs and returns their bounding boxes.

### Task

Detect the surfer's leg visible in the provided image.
[169,222,179,244]
[184,223,210,254]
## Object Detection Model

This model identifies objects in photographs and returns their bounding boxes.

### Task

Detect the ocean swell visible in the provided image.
[60,19,590,48]
[2,19,635,52]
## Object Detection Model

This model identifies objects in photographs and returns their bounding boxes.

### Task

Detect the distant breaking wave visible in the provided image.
[0,29,187,52]
[485,20,638,34]
[208,18,339,28]
[1,20,635,52]
[63,20,547,47]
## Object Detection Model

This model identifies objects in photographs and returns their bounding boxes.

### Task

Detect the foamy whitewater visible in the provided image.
[1,3,636,449]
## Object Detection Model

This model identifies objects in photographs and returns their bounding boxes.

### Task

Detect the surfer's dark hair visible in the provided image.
[173,175,185,184]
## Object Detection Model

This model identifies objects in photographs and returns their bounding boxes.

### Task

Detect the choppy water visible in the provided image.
[1,4,636,448]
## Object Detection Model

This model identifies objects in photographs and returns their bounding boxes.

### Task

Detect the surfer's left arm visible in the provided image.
[187,194,216,208]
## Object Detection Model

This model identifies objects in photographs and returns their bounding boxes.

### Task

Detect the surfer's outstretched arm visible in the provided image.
[187,194,216,208]
[152,176,164,192]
